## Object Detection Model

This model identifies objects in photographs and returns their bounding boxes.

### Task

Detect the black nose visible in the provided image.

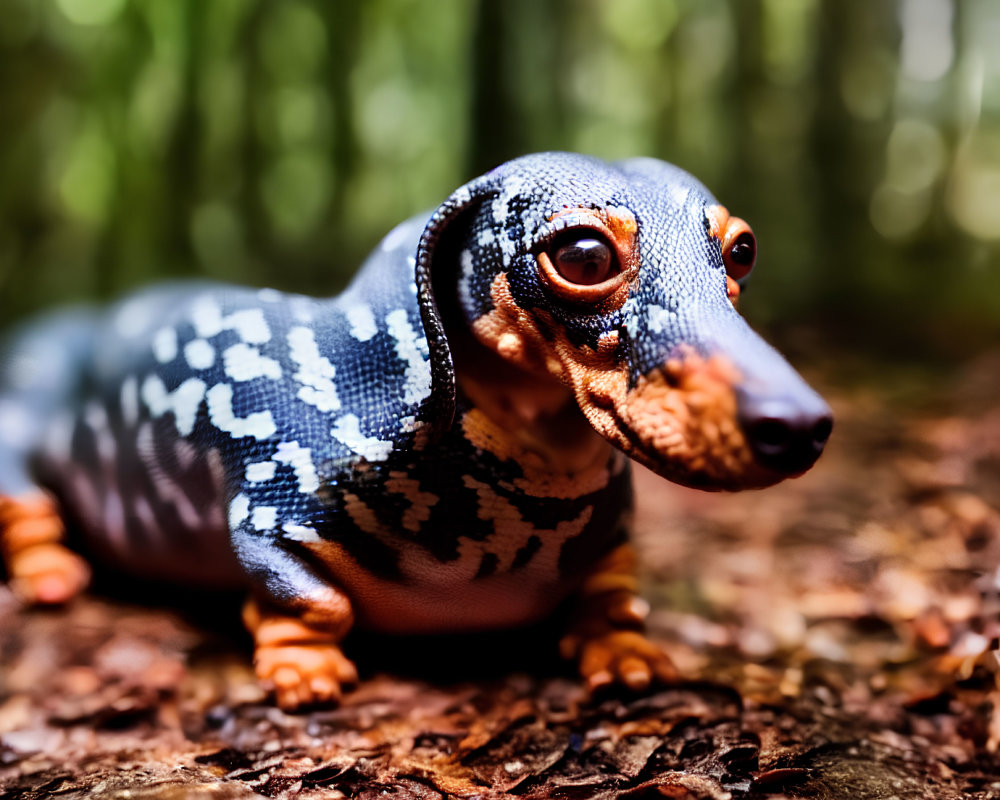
[737,391,833,475]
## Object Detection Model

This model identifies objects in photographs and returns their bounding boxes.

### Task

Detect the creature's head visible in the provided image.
[416,153,832,490]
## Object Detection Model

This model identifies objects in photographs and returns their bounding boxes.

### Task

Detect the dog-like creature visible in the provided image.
[0,153,831,707]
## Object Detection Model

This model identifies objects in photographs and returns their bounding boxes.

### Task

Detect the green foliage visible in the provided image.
[1,0,997,353]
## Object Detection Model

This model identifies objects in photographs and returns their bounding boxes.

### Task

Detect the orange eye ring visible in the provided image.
[721,217,756,281]
[707,205,757,282]
[535,206,639,309]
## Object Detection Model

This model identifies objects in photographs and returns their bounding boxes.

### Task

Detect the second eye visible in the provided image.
[551,235,616,286]
[722,223,756,281]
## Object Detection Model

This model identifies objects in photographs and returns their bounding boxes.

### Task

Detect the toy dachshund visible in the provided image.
[0,153,831,707]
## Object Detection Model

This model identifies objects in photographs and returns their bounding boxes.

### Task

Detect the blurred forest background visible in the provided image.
[0,0,998,361]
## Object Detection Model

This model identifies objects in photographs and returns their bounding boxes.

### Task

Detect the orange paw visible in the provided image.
[8,542,91,605]
[254,643,359,709]
[563,629,677,693]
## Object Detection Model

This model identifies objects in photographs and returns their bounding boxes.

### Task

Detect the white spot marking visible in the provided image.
[84,402,118,474]
[228,493,250,528]
[205,383,276,440]
[282,523,321,543]
[0,400,37,448]
[646,304,676,335]
[669,183,691,208]
[274,441,319,494]
[345,303,377,342]
[116,298,155,337]
[245,461,277,483]
[398,414,427,437]
[386,309,431,405]
[184,339,216,370]
[227,309,271,344]
[289,297,315,324]
[222,342,282,382]
[83,400,108,434]
[331,414,393,461]
[491,182,525,263]
[251,506,277,531]
[498,230,518,263]
[287,326,340,412]
[119,375,140,427]
[457,249,475,313]
[190,296,271,344]
[141,375,207,437]
[152,328,178,364]
[42,411,75,462]
[625,309,641,340]
[191,296,224,338]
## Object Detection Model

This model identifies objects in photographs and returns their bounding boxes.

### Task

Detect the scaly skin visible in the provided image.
[0,153,831,707]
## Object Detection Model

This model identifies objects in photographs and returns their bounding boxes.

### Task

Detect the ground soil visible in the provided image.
[2,351,1000,799]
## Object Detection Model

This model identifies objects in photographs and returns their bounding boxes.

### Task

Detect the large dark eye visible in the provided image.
[551,235,615,286]
[728,233,755,270]
[722,223,756,281]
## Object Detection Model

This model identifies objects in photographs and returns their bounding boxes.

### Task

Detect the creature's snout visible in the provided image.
[616,316,833,490]
[736,384,833,476]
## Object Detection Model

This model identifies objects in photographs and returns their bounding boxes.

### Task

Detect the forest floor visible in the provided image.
[2,348,1000,799]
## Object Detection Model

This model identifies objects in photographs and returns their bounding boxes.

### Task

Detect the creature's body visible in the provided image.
[0,154,831,707]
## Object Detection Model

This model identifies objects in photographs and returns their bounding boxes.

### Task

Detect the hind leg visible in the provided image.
[1,308,97,604]
[0,492,90,604]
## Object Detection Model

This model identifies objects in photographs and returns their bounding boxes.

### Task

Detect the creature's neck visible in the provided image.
[450,325,611,474]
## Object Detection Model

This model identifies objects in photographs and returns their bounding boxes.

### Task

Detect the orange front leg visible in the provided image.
[560,543,676,692]
[0,493,90,605]
[243,586,358,709]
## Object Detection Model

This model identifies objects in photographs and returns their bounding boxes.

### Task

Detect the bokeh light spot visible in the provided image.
[57,0,127,27]
[261,150,331,239]
[886,119,947,193]
[869,183,931,240]
[601,0,678,50]
[949,146,1000,242]
[259,2,327,81]
[58,120,116,225]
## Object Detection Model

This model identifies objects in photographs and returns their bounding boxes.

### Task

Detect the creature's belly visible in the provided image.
[305,535,580,635]
[345,570,574,634]
[39,429,245,587]
[63,484,245,586]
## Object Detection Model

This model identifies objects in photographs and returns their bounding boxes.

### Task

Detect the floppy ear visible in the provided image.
[414,173,499,440]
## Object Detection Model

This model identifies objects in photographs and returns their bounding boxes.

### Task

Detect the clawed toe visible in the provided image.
[255,643,358,709]
[2,495,88,606]
[572,630,677,695]
[9,543,90,605]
